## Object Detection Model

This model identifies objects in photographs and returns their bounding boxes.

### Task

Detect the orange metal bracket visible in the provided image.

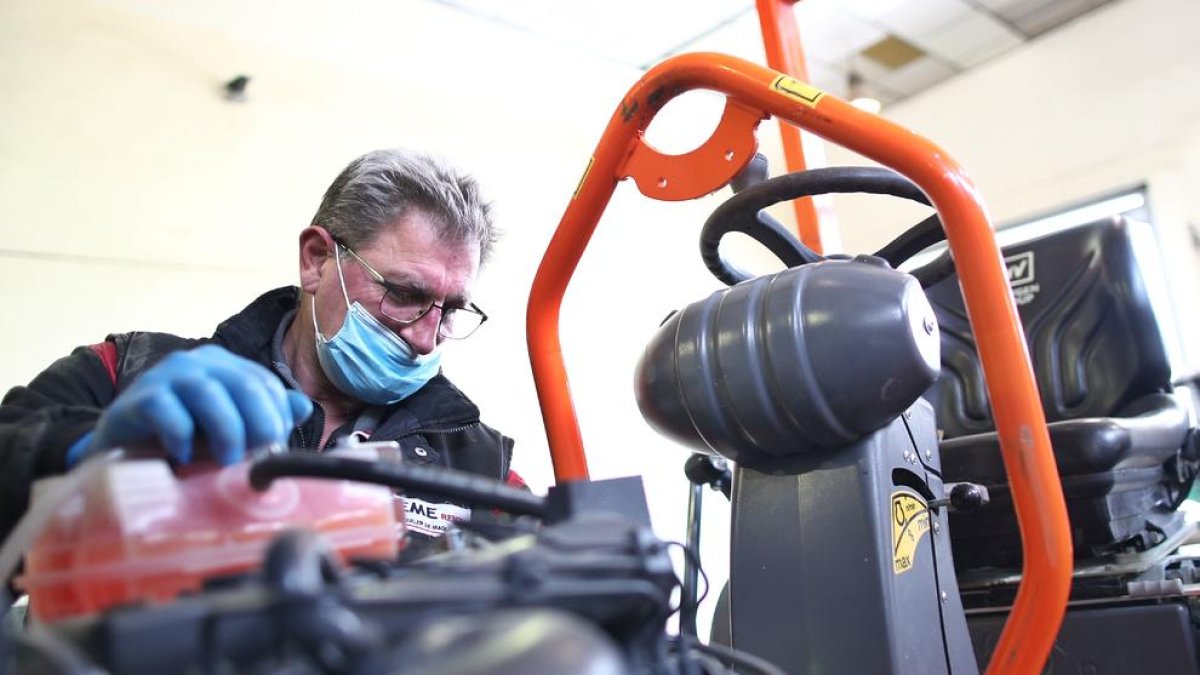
[755,0,827,252]
[526,52,1071,675]
[620,97,764,201]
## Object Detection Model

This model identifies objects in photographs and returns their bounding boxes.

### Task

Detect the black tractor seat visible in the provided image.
[925,216,1196,569]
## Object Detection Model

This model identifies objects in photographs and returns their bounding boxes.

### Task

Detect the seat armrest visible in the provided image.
[942,393,1189,483]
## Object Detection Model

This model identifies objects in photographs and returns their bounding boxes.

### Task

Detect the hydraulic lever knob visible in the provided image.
[684,454,732,498]
[930,482,990,513]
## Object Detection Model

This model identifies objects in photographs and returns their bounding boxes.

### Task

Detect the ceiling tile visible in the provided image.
[878,0,975,43]
[837,0,912,21]
[974,0,1052,14]
[1008,0,1110,37]
[794,1,888,64]
[861,34,927,69]
[873,56,956,96]
[908,9,1022,67]
[677,10,767,65]
[439,0,755,67]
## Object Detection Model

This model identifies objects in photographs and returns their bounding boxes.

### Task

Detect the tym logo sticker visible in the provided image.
[1004,251,1039,305]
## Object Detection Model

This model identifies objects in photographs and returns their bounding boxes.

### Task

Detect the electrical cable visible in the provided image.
[248,453,548,518]
[672,635,788,675]
[668,541,710,614]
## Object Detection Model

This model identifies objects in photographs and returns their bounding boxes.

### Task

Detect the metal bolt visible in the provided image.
[941,591,948,603]
[925,448,932,460]
[923,315,936,334]
[933,520,941,534]
[414,447,428,457]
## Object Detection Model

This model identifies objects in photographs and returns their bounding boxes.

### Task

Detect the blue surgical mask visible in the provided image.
[312,247,441,405]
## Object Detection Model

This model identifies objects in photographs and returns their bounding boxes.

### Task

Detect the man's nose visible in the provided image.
[400,308,442,356]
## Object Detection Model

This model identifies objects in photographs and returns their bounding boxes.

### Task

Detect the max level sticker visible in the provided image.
[892,490,931,574]
[771,75,825,108]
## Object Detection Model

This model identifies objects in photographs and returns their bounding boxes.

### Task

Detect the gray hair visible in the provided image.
[310,149,497,264]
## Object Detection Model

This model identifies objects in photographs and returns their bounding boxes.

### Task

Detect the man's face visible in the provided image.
[314,211,481,356]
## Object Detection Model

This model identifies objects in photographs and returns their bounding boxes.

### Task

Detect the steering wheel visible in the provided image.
[701,164,955,287]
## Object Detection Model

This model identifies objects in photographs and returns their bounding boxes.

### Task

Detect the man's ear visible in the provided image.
[299,226,333,293]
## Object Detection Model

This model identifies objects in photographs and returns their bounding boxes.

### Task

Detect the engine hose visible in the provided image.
[249,453,547,518]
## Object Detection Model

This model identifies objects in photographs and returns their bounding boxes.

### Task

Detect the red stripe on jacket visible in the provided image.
[88,341,119,386]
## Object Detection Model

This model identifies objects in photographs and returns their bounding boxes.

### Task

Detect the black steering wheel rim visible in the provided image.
[701,166,952,286]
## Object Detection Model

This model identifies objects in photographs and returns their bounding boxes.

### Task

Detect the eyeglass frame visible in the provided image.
[328,233,489,340]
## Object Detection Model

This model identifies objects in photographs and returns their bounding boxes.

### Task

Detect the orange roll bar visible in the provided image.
[755,0,827,252]
[525,52,1071,675]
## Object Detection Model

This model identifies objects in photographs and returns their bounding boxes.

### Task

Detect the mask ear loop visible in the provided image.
[312,240,354,343]
[332,243,352,306]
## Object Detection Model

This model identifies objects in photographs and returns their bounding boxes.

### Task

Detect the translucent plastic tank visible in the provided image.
[17,449,401,621]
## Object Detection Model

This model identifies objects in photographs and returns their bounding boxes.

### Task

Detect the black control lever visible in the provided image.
[680,453,733,638]
[928,482,990,513]
[684,454,732,499]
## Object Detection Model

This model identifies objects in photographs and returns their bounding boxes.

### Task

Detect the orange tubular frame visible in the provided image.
[526,52,1071,675]
[755,0,826,252]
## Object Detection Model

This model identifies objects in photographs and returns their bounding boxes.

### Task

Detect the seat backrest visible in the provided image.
[927,217,1171,439]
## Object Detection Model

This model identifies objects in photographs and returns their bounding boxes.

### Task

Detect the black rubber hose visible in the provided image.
[263,529,340,598]
[702,167,933,285]
[872,212,945,267]
[909,250,957,288]
[249,454,548,518]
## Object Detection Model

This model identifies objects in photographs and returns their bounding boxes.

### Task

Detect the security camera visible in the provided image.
[224,75,250,102]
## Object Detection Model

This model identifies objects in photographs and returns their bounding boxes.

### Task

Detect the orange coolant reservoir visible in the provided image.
[17,448,402,622]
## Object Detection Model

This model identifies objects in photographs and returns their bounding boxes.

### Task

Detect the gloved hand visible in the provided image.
[68,344,313,467]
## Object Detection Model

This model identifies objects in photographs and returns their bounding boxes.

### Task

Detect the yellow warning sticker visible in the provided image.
[892,491,931,575]
[572,156,595,200]
[771,75,825,108]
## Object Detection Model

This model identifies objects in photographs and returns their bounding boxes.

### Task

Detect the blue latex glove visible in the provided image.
[68,344,313,467]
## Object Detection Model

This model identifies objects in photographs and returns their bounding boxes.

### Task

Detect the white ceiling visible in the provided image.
[435,0,1114,106]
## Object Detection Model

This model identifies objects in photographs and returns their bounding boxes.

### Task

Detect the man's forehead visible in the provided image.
[368,213,480,261]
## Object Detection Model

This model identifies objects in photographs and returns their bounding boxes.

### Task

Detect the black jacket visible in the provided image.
[0,287,515,548]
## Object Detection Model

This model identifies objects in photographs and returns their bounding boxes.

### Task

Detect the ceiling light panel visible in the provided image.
[861,35,927,69]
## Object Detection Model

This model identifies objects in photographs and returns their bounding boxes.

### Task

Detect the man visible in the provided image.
[0,149,515,549]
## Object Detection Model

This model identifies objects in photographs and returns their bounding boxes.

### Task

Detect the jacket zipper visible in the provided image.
[396,422,479,439]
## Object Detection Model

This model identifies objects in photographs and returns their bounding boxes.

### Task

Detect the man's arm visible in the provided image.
[0,343,117,543]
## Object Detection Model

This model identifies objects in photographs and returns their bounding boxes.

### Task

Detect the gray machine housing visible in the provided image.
[636,258,978,674]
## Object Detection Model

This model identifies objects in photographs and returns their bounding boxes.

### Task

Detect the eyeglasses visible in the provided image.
[330,235,488,340]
